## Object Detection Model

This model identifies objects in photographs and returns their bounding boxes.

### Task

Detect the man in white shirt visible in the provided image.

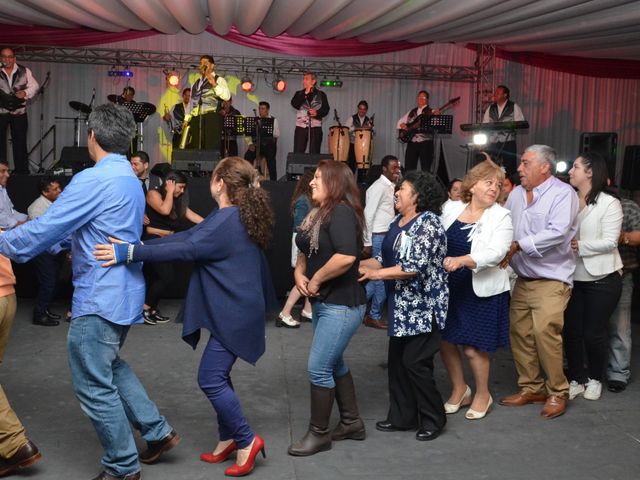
[363,155,401,329]
[482,85,525,175]
[397,91,440,172]
[245,101,280,180]
[344,100,373,171]
[0,160,26,229]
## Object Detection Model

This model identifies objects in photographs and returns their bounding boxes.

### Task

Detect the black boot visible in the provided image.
[331,371,366,441]
[288,384,335,456]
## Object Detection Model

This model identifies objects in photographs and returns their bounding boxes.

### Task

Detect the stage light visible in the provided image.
[241,73,255,92]
[556,160,569,173]
[319,76,343,88]
[473,133,488,145]
[164,69,180,87]
[108,67,133,78]
[273,73,286,93]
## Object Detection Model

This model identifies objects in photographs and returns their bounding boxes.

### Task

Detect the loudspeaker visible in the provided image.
[53,147,92,173]
[150,162,172,178]
[580,132,617,183]
[172,149,220,173]
[621,145,640,191]
[285,152,330,180]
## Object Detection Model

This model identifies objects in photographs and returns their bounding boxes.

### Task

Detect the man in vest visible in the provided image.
[397,90,440,172]
[163,87,190,148]
[482,85,525,175]
[0,47,39,175]
[345,100,373,171]
[291,72,329,154]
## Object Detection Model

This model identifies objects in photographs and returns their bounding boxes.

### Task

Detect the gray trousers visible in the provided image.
[607,272,634,383]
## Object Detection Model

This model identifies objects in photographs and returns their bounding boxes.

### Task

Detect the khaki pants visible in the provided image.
[509,279,570,397]
[0,294,27,458]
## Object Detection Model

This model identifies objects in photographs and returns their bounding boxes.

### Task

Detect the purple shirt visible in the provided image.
[505,175,579,286]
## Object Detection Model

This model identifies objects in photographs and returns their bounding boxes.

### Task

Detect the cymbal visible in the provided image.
[69,101,91,114]
[107,94,124,104]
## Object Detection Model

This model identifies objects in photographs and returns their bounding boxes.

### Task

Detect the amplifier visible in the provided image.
[285,152,331,179]
[172,149,220,172]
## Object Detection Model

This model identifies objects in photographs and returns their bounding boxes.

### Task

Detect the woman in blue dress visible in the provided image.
[94,157,275,477]
[439,160,513,420]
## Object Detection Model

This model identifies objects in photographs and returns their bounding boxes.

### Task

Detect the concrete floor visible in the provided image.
[2,299,640,480]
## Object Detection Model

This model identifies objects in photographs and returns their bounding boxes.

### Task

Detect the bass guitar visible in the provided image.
[398,96,460,143]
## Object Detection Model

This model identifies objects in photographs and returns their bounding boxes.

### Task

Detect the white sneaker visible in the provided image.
[584,378,602,400]
[569,380,585,400]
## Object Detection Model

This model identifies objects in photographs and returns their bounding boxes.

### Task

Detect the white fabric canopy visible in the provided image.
[1,0,640,60]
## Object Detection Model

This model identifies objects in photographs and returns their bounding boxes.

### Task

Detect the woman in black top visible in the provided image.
[143,171,203,324]
[288,160,367,457]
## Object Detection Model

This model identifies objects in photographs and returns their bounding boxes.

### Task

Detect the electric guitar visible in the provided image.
[398,96,460,143]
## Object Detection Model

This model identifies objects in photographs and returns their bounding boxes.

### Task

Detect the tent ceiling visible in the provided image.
[1,0,639,60]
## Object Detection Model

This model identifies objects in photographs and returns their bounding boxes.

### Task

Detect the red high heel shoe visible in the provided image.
[200,441,237,463]
[224,435,266,477]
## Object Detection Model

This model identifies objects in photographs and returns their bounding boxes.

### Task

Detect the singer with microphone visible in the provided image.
[185,55,230,151]
[291,72,329,154]
[0,47,39,174]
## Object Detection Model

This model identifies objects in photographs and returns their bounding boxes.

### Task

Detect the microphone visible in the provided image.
[334,109,338,121]
[253,108,257,116]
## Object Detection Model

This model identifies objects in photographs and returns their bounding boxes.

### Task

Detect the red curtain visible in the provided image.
[0,24,156,47]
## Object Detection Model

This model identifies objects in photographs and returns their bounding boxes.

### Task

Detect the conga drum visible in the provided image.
[328,126,349,162]
[354,128,373,169]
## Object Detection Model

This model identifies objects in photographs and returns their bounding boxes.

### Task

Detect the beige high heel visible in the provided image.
[465,395,493,420]
[444,385,472,414]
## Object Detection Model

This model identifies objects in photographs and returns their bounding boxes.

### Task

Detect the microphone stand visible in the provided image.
[253,108,263,174]
[197,93,203,151]
[36,71,51,173]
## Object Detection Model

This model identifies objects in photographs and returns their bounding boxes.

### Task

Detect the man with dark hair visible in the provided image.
[0,160,27,229]
[186,55,230,150]
[219,96,242,157]
[362,155,401,329]
[163,87,190,148]
[121,86,135,103]
[0,47,39,174]
[27,177,63,326]
[482,85,526,175]
[397,90,440,172]
[130,151,161,195]
[345,100,373,171]
[291,72,329,154]
[0,103,179,480]
[245,101,280,180]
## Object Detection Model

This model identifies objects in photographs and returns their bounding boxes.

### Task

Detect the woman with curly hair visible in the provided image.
[359,171,449,441]
[94,157,275,477]
[288,160,367,456]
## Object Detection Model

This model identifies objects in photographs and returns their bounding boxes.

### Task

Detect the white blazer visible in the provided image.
[441,201,513,297]
[576,192,623,278]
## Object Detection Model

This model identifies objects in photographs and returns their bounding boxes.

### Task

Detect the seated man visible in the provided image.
[0,161,27,230]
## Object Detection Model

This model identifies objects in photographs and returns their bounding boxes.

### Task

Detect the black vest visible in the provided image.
[488,100,515,122]
[351,114,370,128]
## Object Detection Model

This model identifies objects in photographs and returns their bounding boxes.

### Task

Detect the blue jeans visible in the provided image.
[67,315,172,477]
[308,302,365,388]
[608,272,633,383]
[365,234,387,320]
[198,335,254,449]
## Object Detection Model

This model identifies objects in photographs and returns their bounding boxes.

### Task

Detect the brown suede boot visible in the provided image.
[331,371,366,441]
[288,384,335,456]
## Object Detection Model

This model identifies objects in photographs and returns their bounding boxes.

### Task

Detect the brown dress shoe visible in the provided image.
[499,391,547,406]
[0,440,42,476]
[363,316,387,330]
[540,395,567,419]
[91,471,141,480]
[139,429,180,464]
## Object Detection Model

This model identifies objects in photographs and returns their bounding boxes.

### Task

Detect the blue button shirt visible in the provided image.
[0,154,145,324]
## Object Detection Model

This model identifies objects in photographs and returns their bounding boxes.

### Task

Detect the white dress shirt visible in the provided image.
[0,185,27,228]
[27,194,52,219]
[364,174,396,246]
[397,105,433,142]
[482,101,525,143]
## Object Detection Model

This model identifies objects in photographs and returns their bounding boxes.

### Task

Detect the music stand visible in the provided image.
[123,102,156,151]
[423,115,453,175]
[246,117,275,175]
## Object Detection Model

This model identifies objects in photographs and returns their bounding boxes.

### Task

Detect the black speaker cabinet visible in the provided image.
[172,149,220,172]
[54,147,92,173]
[579,132,618,183]
[621,145,640,191]
[285,152,331,180]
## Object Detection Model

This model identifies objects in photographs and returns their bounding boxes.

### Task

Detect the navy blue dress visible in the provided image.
[442,219,509,352]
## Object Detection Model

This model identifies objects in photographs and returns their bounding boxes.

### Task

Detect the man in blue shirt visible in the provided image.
[0,104,179,480]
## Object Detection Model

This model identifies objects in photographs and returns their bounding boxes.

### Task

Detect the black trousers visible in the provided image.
[221,139,238,158]
[32,252,62,316]
[294,126,322,154]
[0,113,29,174]
[189,112,222,151]
[486,140,518,175]
[404,140,433,172]
[563,272,622,383]
[143,262,174,310]
[386,330,446,431]
[245,141,277,180]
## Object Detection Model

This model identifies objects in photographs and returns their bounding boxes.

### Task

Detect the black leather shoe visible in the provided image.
[90,470,141,480]
[375,420,416,432]
[142,310,157,325]
[139,429,180,464]
[415,427,442,441]
[33,315,59,327]
[607,380,627,393]
[0,440,42,476]
[45,309,62,320]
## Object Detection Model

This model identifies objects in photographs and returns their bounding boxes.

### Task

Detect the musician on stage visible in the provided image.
[163,87,190,149]
[245,101,280,180]
[0,47,39,174]
[291,72,329,154]
[397,90,440,172]
[186,55,231,150]
[345,100,373,171]
[482,85,525,175]
[219,96,241,157]
[121,86,135,103]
